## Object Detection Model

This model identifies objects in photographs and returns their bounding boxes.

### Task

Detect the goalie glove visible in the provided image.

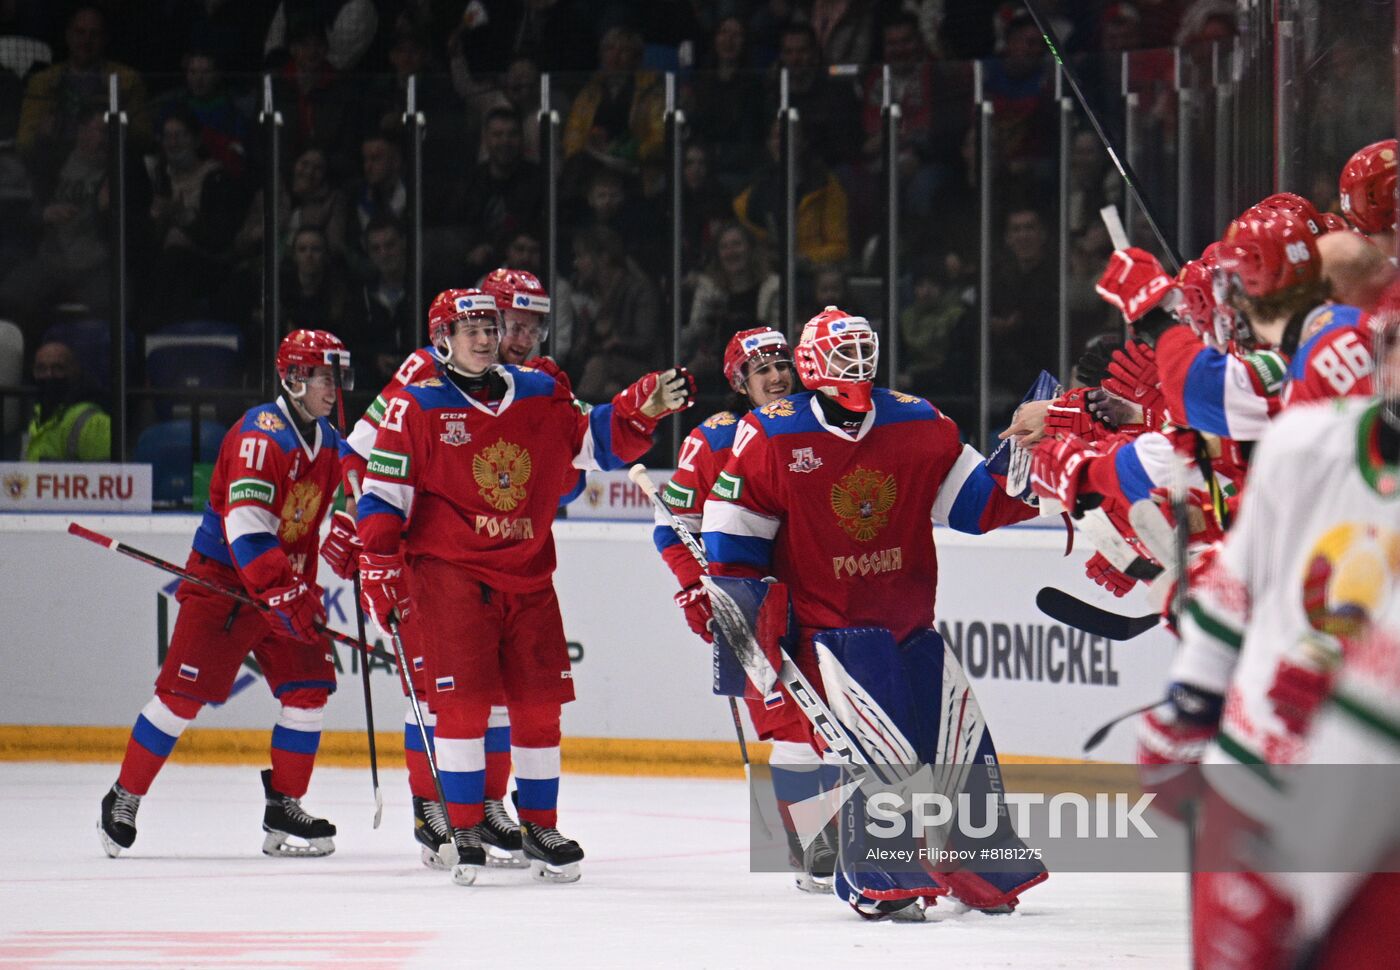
[319,510,362,581]
[674,583,714,643]
[615,367,696,434]
[359,551,412,633]
[258,577,326,644]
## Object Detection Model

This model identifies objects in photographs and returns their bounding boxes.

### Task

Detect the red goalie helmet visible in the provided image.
[427,287,501,346]
[482,267,551,317]
[723,326,791,391]
[1215,207,1321,300]
[1339,139,1398,236]
[794,306,878,411]
[276,329,352,388]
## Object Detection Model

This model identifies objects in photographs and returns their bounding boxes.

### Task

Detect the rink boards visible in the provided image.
[0,513,1175,765]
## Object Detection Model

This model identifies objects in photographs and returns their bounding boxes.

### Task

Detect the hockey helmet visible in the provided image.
[1215,207,1321,300]
[1339,139,1398,236]
[481,267,552,341]
[276,329,352,389]
[723,326,791,392]
[427,288,501,348]
[1257,191,1325,238]
[794,307,878,412]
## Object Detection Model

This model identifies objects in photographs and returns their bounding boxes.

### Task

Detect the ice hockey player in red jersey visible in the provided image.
[653,327,840,890]
[99,330,355,860]
[701,307,1047,920]
[357,287,693,885]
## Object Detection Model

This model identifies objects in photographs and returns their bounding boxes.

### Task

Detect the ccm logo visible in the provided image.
[266,582,309,607]
[362,567,401,581]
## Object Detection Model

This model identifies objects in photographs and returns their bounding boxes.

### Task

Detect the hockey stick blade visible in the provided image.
[1082,700,1160,753]
[1036,587,1159,640]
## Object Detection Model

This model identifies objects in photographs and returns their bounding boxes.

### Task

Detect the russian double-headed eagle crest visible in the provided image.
[474,439,532,511]
[3,471,28,499]
[892,391,921,405]
[279,480,323,542]
[759,398,795,418]
[255,411,285,432]
[830,467,896,542]
[704,411,738,429]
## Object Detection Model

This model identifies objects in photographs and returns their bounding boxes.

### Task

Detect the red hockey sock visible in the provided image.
[118,691,202,796]
[508,702,561,828]
[484,705,511,801]
[403,704,437,800]
[268,689,326,799]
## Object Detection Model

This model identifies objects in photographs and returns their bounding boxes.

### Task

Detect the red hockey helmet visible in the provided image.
[1095,246,1177,325]
[1320,212,1351,234]
[1257,191,1325,237]
[1215,207,1321,299]
[481,267,552,336]
[794,306,878,412]
[276,329,352,389]
[1174,257,1217,338]
[1339,139,1398,236]
[723,326,791,391]
[427,288,501,347]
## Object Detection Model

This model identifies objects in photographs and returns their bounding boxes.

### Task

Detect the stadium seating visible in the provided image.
[134,418,225,507]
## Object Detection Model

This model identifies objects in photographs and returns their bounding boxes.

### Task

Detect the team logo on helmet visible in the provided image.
[830,467,897,542]
[3,471,28,499]
[703,411,738,429]
[473,439,532,511]
[759,398,796,418]
[256,411,286,433]
[278,481,323,543]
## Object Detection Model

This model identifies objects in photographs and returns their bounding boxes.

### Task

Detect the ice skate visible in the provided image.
[481,797,528,869]
[260,769,336,857]
[413,796,455,870]
[794,826,836,894]
[852,896,928,922]
[450,824,486,886]
[519,820,584,883]
[98,783,141,858]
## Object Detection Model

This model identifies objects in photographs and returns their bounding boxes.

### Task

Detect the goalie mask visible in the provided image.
[427,288,501,375]
[723,326,792,392]
[794,306,878,412]
[276,329,352,397]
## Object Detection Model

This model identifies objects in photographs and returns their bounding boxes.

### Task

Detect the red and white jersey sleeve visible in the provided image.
[653,411,741,590]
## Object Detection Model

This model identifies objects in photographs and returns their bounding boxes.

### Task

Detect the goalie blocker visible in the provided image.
[707,575,1048,917]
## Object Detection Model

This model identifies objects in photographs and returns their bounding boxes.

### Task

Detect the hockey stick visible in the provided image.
[1035,586,1159,640]
[333,361,382,829]
[1082,699,1160,753]
[626,463,773,834]
[1076,506,1163,582]
[1023,0,1183,272]
[67,522,396,665]
[387,616,459,872]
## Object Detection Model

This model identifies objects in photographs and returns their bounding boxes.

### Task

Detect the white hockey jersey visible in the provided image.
[1172,397,1400,770]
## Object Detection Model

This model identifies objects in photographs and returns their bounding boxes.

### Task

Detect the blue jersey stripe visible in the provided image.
[357,491,406,523]
[945,463,998,534]
[653,524,683,554]
[587,403,621,470]
[1182,351,1231,437]
[703,531,774,570]
[1114,443,1156,504]
[230,531,280,571]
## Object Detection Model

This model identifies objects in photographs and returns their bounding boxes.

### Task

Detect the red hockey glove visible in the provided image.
[1095,247,1175,324]
[1137,684,1222,766]
[1085,551,1136,597]
[674,584,714,643]
[1267,655,1335,737]
[1100,341,1167,431]
[525,355,572,396]
[615,368,697,433]
[319,511,362,581]
[1030,435,1101,512]
[359,551,412,632]
[1149,486,1225,546]
[258,577,326,644]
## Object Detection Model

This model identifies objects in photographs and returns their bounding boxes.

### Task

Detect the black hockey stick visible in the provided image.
[1082,699,1160,753]
[1035,586,1160,640]
[333,361,383,829]
[1022,0,1184,272]
[67,522,397,665]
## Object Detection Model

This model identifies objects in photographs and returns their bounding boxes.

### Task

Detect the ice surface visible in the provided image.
[0,763,1187,969]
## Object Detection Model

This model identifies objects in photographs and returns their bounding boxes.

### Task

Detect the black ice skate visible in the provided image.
[413,796,454,870]
[785,827,836,894]
[261,769,336,857]
[450,824,486,886]
[512,792,583,883]
[98,783,141,858]
[481,798,528,868]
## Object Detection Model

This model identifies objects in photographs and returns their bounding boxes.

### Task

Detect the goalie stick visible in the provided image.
[1035,586,1160,640]
[333,359,382,830]
[67,522,396,665]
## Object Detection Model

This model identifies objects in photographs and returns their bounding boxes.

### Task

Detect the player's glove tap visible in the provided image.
[1030,435,1102,515]
[259,577,326,644]
[616,367,697,433]
[319,510,362,580]
[359,550,412,633]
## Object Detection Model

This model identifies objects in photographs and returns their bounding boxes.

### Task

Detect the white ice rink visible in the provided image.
[0,762,1187,969]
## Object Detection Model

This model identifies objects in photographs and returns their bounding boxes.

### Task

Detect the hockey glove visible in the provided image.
[1100,341,1166,432]
[524,355,573,396]
[1029,435,1102,514]
[1085,551,1136,598]
[1095,247,1175,324]
[1267,648,1339,737]
[259,577,326,644]
[319,510,362,581]
[1044,387,1109,441]
[616,368,697,433]
[1137,683,1223,766]
[359,551,412,633]
[674,583,714,643]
